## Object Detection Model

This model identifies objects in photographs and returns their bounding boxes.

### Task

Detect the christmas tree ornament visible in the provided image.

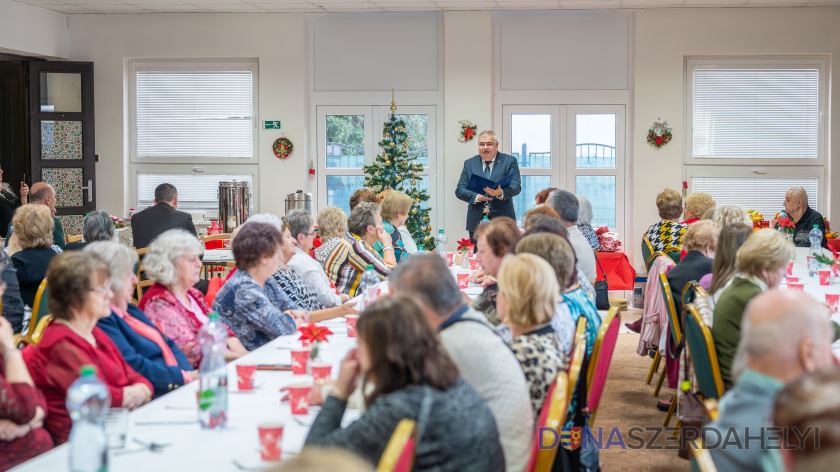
[385,160,391,166]
[411,209,417,215]
[411,179,416,186]
[389,142,395,148]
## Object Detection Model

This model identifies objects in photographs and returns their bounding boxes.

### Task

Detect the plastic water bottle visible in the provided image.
[198,313,228,429]
[67,365,110,472]
[435,229,448,259]
[809,224,822,277]
[359,264,379,308]
[477,215,491,232]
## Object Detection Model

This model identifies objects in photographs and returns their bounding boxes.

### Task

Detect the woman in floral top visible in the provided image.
[497,253,569,416]
[375,190,414,262]
[645,188,689,253]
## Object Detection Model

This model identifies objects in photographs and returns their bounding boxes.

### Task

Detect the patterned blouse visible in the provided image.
[323,233,391,297]
[561,286,602,358]
[212,269,299,351]
[273,267,323,312]
[509,325,569,416]
[578,223,601,251]
[470,283,500,326]
[0,357,53,471]
[645,220,688,253]
[374,220,410,262]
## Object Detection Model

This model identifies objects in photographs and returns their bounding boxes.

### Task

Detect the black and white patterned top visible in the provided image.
[272,267,324,312]
[509,325,569,416]
[645,220,688,253]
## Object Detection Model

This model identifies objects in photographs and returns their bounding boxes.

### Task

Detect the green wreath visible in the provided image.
[273,137,294,159]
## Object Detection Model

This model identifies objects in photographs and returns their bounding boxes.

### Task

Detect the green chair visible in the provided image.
[642,237,655,272]
[27,279,50,339]
[657,272,682,426]
[684,304,725,400]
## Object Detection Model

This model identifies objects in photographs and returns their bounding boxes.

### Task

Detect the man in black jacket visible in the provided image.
[130,183,197,249]
[784,186,827,248]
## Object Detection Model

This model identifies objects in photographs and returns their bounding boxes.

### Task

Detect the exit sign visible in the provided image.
[263,121,281,130]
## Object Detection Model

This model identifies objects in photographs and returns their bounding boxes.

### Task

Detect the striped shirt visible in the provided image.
[324,233,392,296]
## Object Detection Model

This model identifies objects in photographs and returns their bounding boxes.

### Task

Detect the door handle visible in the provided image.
[81,180,93,202]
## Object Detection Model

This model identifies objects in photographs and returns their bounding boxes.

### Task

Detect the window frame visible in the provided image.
[684,56,827,167]
[128,59,259,165]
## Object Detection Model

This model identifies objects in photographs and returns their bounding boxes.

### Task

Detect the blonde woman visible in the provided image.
[645,188,688,253]
[683,192,716,225]
[713,205,752,227]
[713,229,795,389]
[496,253,568,415]
[376,190,416,261]
[10,205,60,310]
[314,206,348,267]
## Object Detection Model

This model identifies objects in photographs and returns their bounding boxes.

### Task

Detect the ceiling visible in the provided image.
[13,0,840,15]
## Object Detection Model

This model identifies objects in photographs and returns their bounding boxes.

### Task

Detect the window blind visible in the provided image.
[693,69,819,159]
[692,176,817,220]
[137,173,252,213]
[136,70,253,158]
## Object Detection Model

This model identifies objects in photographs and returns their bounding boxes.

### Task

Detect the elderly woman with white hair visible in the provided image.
[65,210,116,251]
[89,241,196,397]
[575,194,600,251]
[138,229,246,368]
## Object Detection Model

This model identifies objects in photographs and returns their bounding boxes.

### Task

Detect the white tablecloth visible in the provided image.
[202,249,234,263]
[785,247,840,358]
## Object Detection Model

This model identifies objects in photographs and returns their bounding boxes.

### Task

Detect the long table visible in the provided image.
[13,263,485,471]
[784,247,840,358]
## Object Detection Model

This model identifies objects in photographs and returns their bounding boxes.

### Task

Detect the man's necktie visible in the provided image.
[484,162,491,180]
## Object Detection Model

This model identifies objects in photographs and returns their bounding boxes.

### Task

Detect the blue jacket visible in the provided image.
[455,152,522,233]
[97,303,193,397]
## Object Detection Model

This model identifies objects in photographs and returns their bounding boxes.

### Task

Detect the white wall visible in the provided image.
[632,6,840,271]
[0,0,68,58]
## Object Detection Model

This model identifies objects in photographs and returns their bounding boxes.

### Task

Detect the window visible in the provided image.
[685,57,827,214]
[129,60,259,215]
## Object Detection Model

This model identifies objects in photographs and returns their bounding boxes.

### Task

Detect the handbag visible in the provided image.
[594,257,610,310]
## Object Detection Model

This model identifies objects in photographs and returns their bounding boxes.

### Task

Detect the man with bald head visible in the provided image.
[704,290,836,471]
[784,186,826,248]
[27,182,65,249]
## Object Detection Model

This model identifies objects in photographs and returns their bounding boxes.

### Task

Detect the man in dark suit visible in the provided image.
[131,183,197,249]
[455,130,522,242]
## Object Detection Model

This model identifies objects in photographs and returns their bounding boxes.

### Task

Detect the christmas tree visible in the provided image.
[363,102,433,250]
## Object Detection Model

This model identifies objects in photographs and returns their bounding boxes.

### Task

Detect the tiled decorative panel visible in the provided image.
[42,168,83,207]
[41,121,83,160]
[59,215,83,237]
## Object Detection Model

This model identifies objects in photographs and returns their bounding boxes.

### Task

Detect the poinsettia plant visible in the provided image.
[776,217,795,235]
[457,238,474,254]
[298,323,333,360]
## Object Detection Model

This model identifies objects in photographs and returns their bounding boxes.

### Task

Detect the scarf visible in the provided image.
[111,304,179,366]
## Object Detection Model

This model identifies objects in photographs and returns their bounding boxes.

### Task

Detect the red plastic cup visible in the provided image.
[786,276,799,284]
[446,253,454,266]
[467,247,474,258]
[826,294,840,310]
[789,283,805,292]
[287,384,311,415]
[819,270,831,286]
[346,315,359,338]
[258,422,284,461]
[456,273,469,289]
[786,262,794,276]
[832,264,840,277]
[290,348,311,375]
[311,363,332,381]
[469,259,480,270]
[236,365,257,390]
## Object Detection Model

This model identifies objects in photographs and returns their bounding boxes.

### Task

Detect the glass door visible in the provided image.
[29,61,96,239]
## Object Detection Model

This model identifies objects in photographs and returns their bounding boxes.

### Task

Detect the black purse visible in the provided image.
[594,256,610,310]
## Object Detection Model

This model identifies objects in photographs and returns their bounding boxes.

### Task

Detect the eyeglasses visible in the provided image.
[478,142,495,148]
[90,285,110,298]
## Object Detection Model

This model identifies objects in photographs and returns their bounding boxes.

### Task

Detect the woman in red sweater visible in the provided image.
[24,252,153,445]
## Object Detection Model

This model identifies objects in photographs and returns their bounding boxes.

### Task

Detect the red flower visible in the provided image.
[298,323,333,344]
[464,127,475,140]
[457,238,474,252]
[777,217,795,229]
[655,137,663,145]
[682,181,688,189]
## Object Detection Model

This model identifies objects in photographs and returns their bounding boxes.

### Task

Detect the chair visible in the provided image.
[67,234,83,243]
[377,419,416,472]
[658,272,682,426]
[689,439,718,472]
[642,236,655,272]
[200,233,233,250]
[586,306,620,426]
[684,304,725,400]
[682,282,706,313]
[27,279,50,339]
[527,372,569,472]
[133,247,154,303]
[29,314,53,345]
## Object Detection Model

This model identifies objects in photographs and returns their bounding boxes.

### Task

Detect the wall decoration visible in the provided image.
[458,120,477,143]
[647,119,672,148]
[273,137,294,159]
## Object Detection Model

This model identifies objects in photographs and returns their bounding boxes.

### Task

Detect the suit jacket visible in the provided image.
[455,152,522,232]
[130,202,197,249]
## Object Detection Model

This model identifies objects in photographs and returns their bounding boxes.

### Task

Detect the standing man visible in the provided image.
[783,186,827,248]
[27,182,65,249]
[131,183,197,249]
[456,130,521,243]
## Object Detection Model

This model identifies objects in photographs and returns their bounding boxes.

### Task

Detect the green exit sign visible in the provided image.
[263,121,281,130]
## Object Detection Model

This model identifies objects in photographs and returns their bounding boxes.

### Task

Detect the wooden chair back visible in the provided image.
[527,373,569,472]
[133,247,154,302]
[67,234,83,243]
[586,306,620,425]
[376,419,417,472]
[685,304,725,400]
[27,279,50,338]
[30,314,54,345]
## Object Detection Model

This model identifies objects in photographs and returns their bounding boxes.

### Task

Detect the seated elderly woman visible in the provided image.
[521,214,595,300]
[304,294,505,471]
[213,223,308,351]
[575,194,600,251]
[87,242,196,397]
[374,190,415,261]
[0,246,26,334]
[314,206,348,267]
[713,229,795,389]
[713,205,752,227]
[515,231,600,357]
[470,217,521,326]
[285,209,350,309]
[324,203,395,296]
[496,253,569,416]
[645,188,689,253]
[139,229,246,368]
[64,210,115,251]
[23,252,153,444]
[534,187,557,207]
[348,188,377,212]
[667,220,720,315]
[10,205,59,310]
[682,192,716,225]
[701,223,753,310]
[0,295,51,469]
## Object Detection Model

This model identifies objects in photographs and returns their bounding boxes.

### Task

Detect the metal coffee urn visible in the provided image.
[218,181,251,232]
[285,190,312,215]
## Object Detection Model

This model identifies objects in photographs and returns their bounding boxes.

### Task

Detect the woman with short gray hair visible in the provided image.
[575,194,600,251]
[65,210,116,251]
[88,241,196,396]
[138,229,246,367]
